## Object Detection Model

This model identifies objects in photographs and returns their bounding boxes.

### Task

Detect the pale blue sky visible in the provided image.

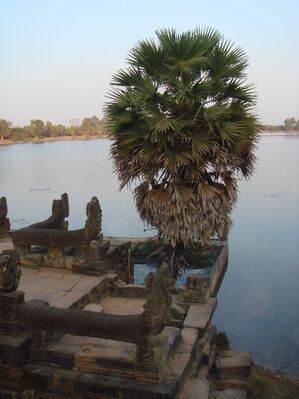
[1,0,298,126]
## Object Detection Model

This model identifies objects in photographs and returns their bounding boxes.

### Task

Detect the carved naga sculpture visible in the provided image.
[12,194,102,249]
[26,192,69,230]
[0,250,21,293]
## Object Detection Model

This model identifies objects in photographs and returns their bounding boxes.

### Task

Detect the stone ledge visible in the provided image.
[183,298,217,333]
[215,351,252,380]
[214,378,250,392]
[179,378,209,399]
[211,389,247,399]
[23,364,178,399]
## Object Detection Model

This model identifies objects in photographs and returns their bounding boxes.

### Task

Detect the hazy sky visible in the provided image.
[1,0,298,126]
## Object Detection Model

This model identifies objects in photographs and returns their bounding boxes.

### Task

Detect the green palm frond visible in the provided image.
[105,26,260,250]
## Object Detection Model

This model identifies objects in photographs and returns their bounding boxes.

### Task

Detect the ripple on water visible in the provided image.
[29,188,51,192]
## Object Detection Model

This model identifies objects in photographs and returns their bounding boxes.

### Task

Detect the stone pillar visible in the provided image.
[0,291,31,395]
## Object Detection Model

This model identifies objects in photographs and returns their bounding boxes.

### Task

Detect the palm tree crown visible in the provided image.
[105,27,260,249]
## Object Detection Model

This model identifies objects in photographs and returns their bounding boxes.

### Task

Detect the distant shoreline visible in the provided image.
[0,134,109,146]
[261,130,299,136]
[1,131,298,146]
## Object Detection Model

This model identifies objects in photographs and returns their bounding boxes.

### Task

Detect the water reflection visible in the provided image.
[0,135,298,376]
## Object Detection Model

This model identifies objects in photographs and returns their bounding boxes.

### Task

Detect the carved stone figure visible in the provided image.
[22,193,69,231]
[0,197,10,236]
[0,250,21,292]
[84,196,102,242]
[142,262,175,334]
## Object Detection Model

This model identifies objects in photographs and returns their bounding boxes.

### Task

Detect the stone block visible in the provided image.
[0,291,24,304]
[180,328,199,346]
[99,297,145,315]
[198,325,216,365]
[52,369,78,393]
[64,257,74,270]
[0,364,24,391]
[212,389,247,399]
[20,254,43,268]
[44,247,65,269]
[183,298,217,332]
[0,332,31,366]
[215,351,252,380]
[187,274,205,291]
[179,378,209,399]
[75,339,137,372]
[171,303,186,320]
[167,353,191,381]
[22,364,55,392]
[199,365,209,379]
[214,379,250,392]
[117,284,146,298]
[83,303,103,313]
[178,285,206,304]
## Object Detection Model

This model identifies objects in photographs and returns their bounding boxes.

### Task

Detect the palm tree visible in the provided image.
[105,27,259,271]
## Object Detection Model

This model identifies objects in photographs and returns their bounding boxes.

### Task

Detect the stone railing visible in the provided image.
[11,194,101,251]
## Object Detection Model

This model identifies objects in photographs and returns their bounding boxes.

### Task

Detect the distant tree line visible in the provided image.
[262,117,299,132]
[0,116,110,141]
[1,115,298,141]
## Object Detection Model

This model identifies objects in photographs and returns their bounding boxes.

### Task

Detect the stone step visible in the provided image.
[211,389,247,399]
[198,325,216,365]
[215,351,252,380]
[214,378,250,392]
[23,363,179,399]
[198,365,209,379]
[183,298,217,335]
[179,378,209,399]
[165,327,199,385]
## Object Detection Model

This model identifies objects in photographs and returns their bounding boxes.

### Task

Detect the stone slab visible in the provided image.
[198,325,216,365]
[199,365,209,379]
[218,350,252,359]
[183,298,217,332]
[17,267,107,309]
[206,242,228,298]
[83,303,103,313]
[75,339,137,370]
[23,363,178,399]
[0,332,31,366]
[165,327,198,387]
[28,328,181,382]
[179,378,209,399]
[214,378,250,392]
[99,297,145,315]
[212,389,247,399]
[215,351,252,380]
[116,284,146,298]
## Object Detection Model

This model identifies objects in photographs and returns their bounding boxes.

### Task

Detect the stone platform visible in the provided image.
[0,237,248,399]
[19,267,109,309]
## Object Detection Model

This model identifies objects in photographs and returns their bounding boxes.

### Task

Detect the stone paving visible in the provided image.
[1,237,108,309]
[99,297,145,315]
[18,267,106,308]
[0,236,245,398]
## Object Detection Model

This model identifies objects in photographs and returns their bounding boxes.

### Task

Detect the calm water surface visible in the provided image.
[0,135,298,376]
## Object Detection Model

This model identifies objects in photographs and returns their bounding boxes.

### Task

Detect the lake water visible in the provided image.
[0,135,298,376]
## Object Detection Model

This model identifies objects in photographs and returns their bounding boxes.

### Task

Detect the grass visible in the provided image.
[249,366,299,399]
